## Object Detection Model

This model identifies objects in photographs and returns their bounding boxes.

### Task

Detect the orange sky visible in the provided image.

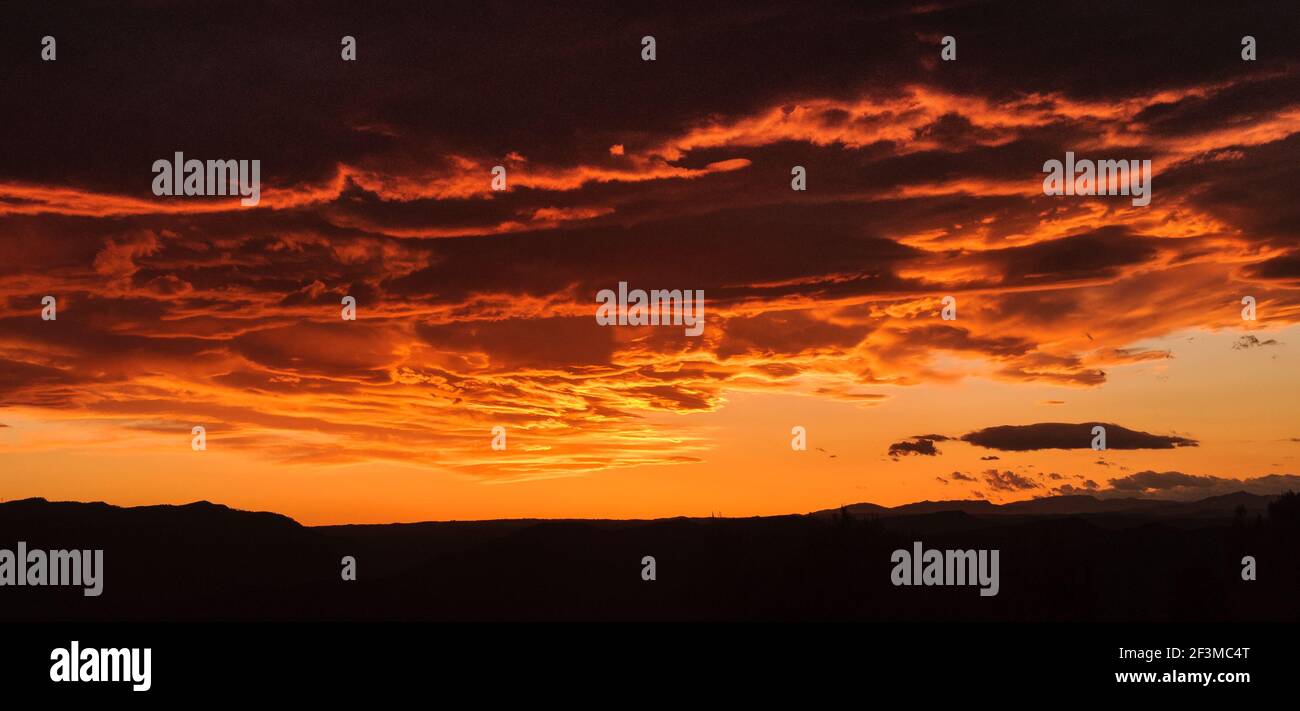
[3,4,1300,524]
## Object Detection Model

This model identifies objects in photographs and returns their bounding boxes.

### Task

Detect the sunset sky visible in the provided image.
[3,2,1300,524]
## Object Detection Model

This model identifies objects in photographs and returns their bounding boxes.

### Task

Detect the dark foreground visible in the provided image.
[2,492,1297,622]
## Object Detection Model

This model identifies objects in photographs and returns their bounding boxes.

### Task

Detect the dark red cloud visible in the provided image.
[888,434,951,458]
[983,469,1041,493]
[962,423,1198,451]
[1059,471,1300,501]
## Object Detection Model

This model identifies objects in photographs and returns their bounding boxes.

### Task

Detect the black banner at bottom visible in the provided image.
[0,621,1287,700]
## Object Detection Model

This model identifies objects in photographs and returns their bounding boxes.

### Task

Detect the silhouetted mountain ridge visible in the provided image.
[1,492,1295,622]
[808,491,1277,519]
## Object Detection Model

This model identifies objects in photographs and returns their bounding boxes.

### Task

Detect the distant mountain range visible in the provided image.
[1,492,1295,622]
[810,491,1278,518]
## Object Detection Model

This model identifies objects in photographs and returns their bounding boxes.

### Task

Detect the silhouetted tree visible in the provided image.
[1267,490,1300,529]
